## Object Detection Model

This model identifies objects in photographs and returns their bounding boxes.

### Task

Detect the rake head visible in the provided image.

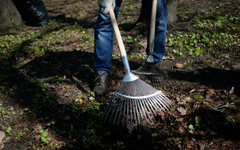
[103,78,172,126]
[146,74,164,88]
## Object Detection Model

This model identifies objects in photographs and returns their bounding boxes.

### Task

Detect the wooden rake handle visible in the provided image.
[109,7,127,57]
[149,0,157,54]
[109,7,139,82]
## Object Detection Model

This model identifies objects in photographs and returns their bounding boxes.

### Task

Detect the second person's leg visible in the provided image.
[133,0,168,75]
[150,0,167,64]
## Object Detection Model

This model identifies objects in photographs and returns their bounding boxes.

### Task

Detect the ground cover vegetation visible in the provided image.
[0,0,240,149]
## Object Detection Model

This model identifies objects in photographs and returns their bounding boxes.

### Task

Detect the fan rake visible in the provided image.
[103,7,172,126]
[103,78,172,125]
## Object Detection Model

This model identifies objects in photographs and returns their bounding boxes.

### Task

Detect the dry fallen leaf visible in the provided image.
[0,131,5,150]
[0,142,3,150]
[229,87,234,95]
[182,139,194,149]
[163,55,175,60]
[208,89,216,96]
[156,110,166,121]
[232,64,240,70]
[175,63,183,69]
[175,117,184,122]
[177,107,187,115]
[0,131,5,142]
[178,126,185,134]
[190,89,195,93]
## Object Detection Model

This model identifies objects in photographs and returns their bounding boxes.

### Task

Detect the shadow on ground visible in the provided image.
[167,68,240,96]
[1,48,240,149]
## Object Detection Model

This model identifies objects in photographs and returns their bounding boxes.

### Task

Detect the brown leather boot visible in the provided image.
[93,71,111,96]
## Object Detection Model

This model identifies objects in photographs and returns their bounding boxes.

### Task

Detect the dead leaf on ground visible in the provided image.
[229,87,234,95]
[177,107,187,115]
[175,117,184,122]
[162,55,175,60]
[190,89,195,93]
[178,126,185,134]
[207,89,216,96]
[0,142,3,150]
[182,139,194,149]
[0,131,5,142]
[0,131,5,150]
[156,110,166,121]
[175,63,183,69]
[199,143,207,150]
[232,64,240,70]
[234,112,240,122]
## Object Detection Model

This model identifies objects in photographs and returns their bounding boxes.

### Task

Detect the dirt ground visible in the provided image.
[0,0,240,149]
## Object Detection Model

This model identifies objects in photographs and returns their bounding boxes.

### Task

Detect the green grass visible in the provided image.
[167,4,240,57]
[0,1,240,149]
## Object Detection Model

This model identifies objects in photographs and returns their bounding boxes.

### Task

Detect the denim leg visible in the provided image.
[93,0,122,75]
[146,0,168,64]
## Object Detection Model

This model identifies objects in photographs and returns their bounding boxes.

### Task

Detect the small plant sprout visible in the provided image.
[152,132,158,137]
[195,116,202,127]
[38,126,50,144]
[188,124,194,130]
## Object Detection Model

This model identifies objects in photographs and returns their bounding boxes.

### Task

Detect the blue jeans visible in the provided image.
[93,0,167,74]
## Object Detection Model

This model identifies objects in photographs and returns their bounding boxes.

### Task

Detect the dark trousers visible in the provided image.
[94,0,167,74]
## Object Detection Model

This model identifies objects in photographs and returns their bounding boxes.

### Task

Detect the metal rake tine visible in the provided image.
[139,99,153,123]
[155,94,170,109]
[154,96,165,109]
[147,96,161,112]
[147,75,161,86]
[126,100,128,123]
[145,98,157,116]
[141,98,156,120]
[131,99,136,124]
[113,97,123,125]
[130,99,134,124]
[137,99,148,123]
[157,94,171,110]
[159,96,171,110]
[122,98,127,126]
[153,95,168,112]
[129,99,132,123]
[134,99,141,125]
[136,99,144,123]
[109,95,121,122]
[131,99,137,125]
[103,94,114,117]
[132,99,138,125]
[117,98,124,125]
[103,94,117,122]
[127,98,131,124]
[151,96,167,112]
[161,94,172,106]
[144,98,156,121]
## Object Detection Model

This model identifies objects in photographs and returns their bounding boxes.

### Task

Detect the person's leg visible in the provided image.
[133,0,167,76]
[146,0,167,64]
[93,0,122,95]
[93,0,122,75]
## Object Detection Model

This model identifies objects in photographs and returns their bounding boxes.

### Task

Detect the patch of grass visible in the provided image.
[126,36,138,44]
[38,126,50,144]
[167,32,206,56]
[167,15,239,56]
[167,4,239,58]
[0,106,8,118]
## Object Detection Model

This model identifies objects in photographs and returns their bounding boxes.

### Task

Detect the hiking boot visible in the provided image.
[93,71,111,96]
[133,63,162,76]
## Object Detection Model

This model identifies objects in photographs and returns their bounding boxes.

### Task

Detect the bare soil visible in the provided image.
[0,0,240,149]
